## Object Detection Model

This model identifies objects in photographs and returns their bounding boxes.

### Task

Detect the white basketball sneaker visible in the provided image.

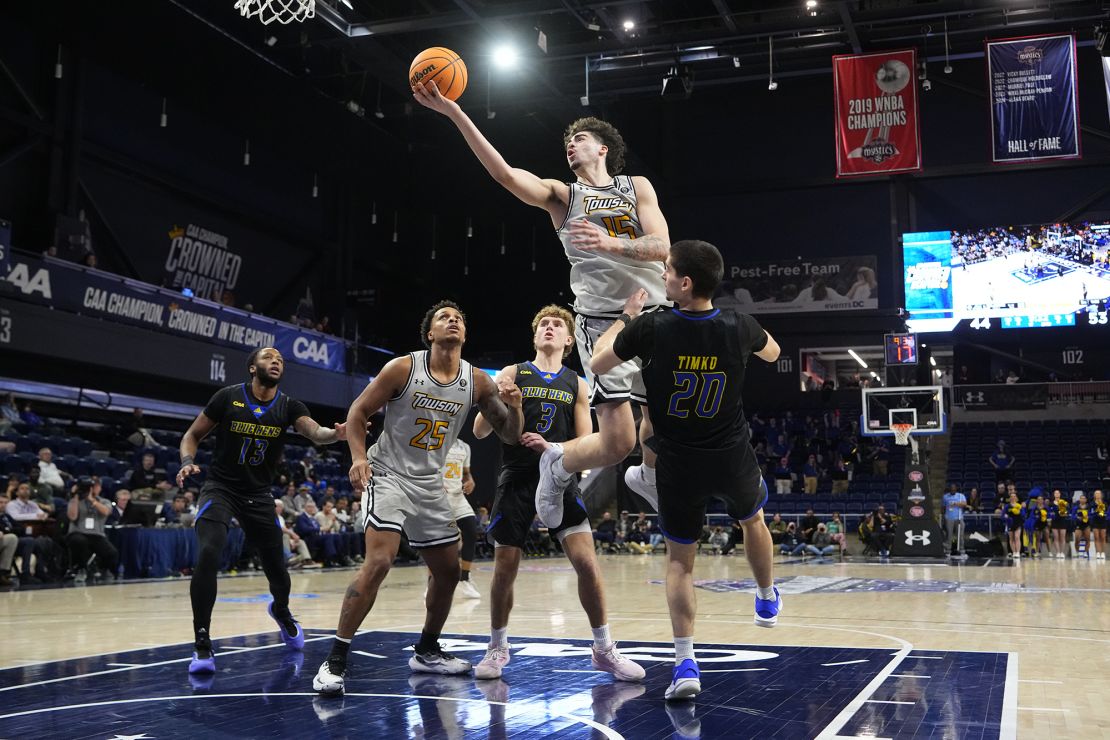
[474,644,511,679]
[623,464,659,512]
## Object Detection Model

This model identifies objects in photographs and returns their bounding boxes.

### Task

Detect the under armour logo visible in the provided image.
[414,379,426,385]
[904,530,931,546]
[964,392,985,403]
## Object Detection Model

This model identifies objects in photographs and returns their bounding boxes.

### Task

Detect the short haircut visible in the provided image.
[246,347,280,379]
[530,304,576,358]
[420,300,466,349]
[669,239,725,299]
[563,117,626,175]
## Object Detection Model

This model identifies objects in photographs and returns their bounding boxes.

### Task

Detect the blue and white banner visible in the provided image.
[987,34,1080,163]
[3,251,346,372]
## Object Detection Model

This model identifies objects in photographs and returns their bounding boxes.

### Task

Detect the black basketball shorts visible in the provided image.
[196,481,283,550]
[656,438,768,544]
[487,467,589,549]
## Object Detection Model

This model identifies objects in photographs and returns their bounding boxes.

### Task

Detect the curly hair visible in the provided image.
[530,304,576,359]
[419,300,466,349]
[563,117,626,175]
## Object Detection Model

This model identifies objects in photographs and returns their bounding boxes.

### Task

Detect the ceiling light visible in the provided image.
[929,356,937,367]
[732,56,741,68]
[622,19,634,31]
[806,0,818,16]
[265,35,278,47]
[768,79,778,91]
[847,349,868,368]
[492,44,519,69]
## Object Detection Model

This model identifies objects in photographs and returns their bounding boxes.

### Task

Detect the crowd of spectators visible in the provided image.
[951,223,1109,268]
[0,395,370,587]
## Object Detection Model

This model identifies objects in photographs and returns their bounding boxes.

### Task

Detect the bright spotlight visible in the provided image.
[622,19,635,30]
[492,44,519,69]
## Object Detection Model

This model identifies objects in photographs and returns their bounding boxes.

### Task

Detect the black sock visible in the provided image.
[328,637,351,667]
[194,628,212,656]
[414,630,439,654]
[459,570,470,582]
[272,604,297,632]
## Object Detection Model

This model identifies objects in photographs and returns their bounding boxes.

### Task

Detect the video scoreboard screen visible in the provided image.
[903,221,1110,333]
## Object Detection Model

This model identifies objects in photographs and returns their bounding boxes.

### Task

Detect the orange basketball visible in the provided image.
[409,47,468,101]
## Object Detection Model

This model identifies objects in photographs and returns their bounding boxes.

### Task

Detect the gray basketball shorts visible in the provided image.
[360,470,459,549]
[574,313,646,405]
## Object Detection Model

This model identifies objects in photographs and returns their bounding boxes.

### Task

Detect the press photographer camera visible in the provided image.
[65,475,119,581]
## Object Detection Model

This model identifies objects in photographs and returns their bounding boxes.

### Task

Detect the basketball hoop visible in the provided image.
[234,0,315,25]
[892,423,914,446]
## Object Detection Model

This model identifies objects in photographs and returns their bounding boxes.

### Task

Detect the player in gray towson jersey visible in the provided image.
[368,349,474,485]
[557,174,667,317]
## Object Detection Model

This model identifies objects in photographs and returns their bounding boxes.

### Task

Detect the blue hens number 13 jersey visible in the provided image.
[202,383,310,494]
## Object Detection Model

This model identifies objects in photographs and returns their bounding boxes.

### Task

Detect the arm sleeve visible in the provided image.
[203,387,230,423]
[612,313,652,362]
[740,313,769,353]
[287,398,311,425]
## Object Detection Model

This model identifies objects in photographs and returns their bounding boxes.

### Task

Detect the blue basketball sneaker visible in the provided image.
[188,628,216,674]
[665,658,701,701]
[754,586,782,628]
[268,602,305,649]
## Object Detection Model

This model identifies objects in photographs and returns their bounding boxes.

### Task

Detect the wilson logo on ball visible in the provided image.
[410,64,437,85]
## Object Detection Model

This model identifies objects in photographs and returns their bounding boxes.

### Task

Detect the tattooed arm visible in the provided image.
[473,370,524,445]
[293,416,347,445]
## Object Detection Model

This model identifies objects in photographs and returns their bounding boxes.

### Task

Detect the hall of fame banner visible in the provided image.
[833,49,922,177]
[987,34,1080,163]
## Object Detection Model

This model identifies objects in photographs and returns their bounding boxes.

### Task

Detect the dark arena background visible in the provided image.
[2,1,1110,738]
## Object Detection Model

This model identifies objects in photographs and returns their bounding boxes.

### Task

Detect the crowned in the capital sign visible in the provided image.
[987,34,1080,163]
[833,49,922,178]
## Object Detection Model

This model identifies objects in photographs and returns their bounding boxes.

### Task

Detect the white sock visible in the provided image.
[334,635,351,644]
[757,585,776,601]
[591,624,613,650]
[490,627,508,648]
[674,636,695,663]
[642,464,656,484]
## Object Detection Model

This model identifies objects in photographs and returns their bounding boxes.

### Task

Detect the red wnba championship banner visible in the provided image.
[833,49,922,177]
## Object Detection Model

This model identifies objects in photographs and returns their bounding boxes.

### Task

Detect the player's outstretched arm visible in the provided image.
[473,365,517,439]
[591,289,649,375]
[293,415,351,446]
[754,330,781,362]
[568,176,670,262]
[177,412,217,487]
[474,370,524,445]
[346,356,412,489]
[412,81,568,216]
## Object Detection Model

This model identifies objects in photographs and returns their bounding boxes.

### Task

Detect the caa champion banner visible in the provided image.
[716,255,878,314]
[987,34,1080,163]
[3,251,345,372]
[833,49,922,177]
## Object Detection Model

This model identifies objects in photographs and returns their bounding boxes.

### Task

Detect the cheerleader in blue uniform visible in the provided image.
[1090,490,1106,561]
[1027,493,1050,558]
[1049,489,1070,559]
[997,492,1025,560]
[1071,493,1091,559]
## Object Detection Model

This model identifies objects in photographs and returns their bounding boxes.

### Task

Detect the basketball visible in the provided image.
[409,47,467,101]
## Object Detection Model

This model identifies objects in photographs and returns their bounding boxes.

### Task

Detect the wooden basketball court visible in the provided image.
[2,551,1104,737]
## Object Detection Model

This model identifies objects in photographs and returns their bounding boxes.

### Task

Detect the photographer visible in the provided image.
[65,477,119,580]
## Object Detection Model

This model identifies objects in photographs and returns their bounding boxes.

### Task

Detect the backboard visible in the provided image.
[860,385,946,436]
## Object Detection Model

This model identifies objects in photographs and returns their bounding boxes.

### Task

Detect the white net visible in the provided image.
[892,423,913,446]
[234,0,315,25]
